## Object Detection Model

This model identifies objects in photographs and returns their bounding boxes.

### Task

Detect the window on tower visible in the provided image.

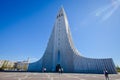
[58,42,60,45]
[61,13,63,16]
[58,38,60,40]
[57,13,63,19]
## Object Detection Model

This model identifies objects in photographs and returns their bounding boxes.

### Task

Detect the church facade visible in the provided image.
[28,7,117,74]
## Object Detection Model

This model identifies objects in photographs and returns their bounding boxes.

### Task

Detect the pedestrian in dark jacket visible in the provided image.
[104,70,109,80]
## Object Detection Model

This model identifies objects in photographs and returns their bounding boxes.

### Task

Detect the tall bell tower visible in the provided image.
[28,7,117,74]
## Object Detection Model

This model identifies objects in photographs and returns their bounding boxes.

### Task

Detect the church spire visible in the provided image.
[56,6,66,19]
[28,6,117,74]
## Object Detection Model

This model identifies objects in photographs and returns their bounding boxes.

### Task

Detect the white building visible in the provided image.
[28,7,117,74]
[0,60,15,70]
[0,60,5,68]
[15,60,29,71]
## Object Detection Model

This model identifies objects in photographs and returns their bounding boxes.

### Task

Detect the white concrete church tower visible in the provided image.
[28,7,117,74]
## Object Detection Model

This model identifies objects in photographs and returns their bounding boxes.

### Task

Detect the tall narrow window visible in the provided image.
[57,50,60,64]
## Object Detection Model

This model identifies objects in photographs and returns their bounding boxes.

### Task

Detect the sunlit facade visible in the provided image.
[28,7,117,74]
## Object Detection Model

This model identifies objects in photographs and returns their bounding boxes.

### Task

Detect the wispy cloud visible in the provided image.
[95,0,120,21]
[78,0,120,30]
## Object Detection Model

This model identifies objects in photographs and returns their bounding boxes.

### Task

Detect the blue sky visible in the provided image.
[0,0,120,66]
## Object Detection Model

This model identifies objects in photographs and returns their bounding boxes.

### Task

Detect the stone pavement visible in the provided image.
[0,72,120,80]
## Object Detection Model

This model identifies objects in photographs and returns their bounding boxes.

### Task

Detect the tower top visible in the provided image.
[56,6,66,19]
[60,5,64,10]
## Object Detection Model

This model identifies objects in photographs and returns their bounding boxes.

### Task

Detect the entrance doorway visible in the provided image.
[56,64,61,72]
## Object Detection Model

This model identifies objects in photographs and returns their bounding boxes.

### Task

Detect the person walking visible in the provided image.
[42,67,46,72]
[44,68,46,72]
[61,68,63,73]
[104,70,109,80]
[58,68,61,74]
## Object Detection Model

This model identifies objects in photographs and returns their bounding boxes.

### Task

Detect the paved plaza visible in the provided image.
[0,72,120,80]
